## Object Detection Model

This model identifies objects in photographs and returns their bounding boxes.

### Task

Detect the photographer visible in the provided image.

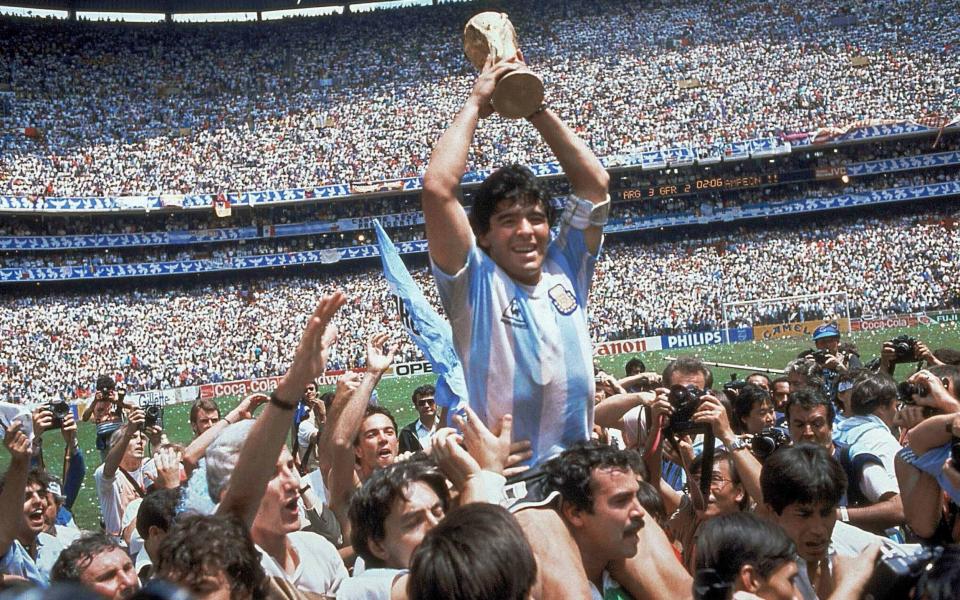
[878,336,940,376]
[94,408,154,542]
[293,382,328,473]
[81,376,132,461]
[894,371,960,541]
[30,403,85,534]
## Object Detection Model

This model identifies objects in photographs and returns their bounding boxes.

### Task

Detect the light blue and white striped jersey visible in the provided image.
[433,214,598,467]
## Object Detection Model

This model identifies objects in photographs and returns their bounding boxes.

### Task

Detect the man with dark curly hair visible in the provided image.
[50,532,139,599]
[154,514,266,600]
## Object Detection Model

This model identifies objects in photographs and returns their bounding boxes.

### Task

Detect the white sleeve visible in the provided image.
[859,462,899,503]
[621,406,647,449]
[298,420,318,448]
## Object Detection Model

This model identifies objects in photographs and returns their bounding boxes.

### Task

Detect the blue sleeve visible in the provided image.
[548,224,599,307]
[63,445,86,510]
[899,445,960,504]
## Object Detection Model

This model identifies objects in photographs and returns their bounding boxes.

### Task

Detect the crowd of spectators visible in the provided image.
[1,203,957,403]
[2,0,957,197]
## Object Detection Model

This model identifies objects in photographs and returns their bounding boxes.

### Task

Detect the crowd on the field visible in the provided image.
[5,310,960,599]
[0,205,957,404]
[1,0,957,197]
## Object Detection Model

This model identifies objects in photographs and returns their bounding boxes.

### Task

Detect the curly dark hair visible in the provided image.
[154,514,266,600]
[349,457,450,568]
[468,164,555,238]
[51,532,122,583]
[543,440,642,513]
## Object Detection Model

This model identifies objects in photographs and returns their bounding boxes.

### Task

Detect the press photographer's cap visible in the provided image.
[96,375,116,392]
[812,323,840,340]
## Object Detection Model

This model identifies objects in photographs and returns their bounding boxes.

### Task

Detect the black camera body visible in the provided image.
[896,381,928,405]
[45,401,72,429]
[863,545,942,600]
[665,384,703,434]
[751,427,789,460]
[810,349,830,365]
[889,335,919,364]
[140,399,164,430]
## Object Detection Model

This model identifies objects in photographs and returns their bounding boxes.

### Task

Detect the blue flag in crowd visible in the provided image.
[373,220,468,412]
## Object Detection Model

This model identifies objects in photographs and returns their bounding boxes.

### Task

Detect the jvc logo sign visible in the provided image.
[392,295,421,336]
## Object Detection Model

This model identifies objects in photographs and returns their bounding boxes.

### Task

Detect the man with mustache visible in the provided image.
[544,442,647,598]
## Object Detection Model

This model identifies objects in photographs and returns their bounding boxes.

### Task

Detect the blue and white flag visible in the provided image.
[373,220,468,412]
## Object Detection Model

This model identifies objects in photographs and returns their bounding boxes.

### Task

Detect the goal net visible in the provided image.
[722,291,852,344]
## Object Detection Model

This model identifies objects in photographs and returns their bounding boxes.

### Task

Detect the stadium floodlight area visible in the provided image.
[722,291,852,343]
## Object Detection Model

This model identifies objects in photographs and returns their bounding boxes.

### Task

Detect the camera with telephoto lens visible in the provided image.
[810,349,831,365]
[45,400,72,429]
[750,427,789,460]
[888,335,919,364]
[723,373,747,402]
[665,384,704,434]
[863,544,943,600]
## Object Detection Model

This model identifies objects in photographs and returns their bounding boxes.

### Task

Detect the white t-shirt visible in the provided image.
[94,461,152,539]
[257,531,347,596]
[335,568,406,600]
[297,419,319,467]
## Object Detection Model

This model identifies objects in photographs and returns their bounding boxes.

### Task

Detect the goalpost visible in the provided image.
[721,291,852,345]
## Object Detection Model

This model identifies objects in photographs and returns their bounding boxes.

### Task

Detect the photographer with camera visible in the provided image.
[30,403,85,537]
[878,335,940,376]
[94,407,155,543]
[646,378,763,572]
[731,384,776,436]
[81,376,134,461]
[894,369,960,542]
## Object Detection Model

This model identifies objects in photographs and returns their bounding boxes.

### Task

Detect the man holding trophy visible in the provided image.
[420,12,690,600]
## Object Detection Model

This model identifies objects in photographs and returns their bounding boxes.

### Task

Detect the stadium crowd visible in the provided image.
[2,0,958,197]
[1,204,958,404]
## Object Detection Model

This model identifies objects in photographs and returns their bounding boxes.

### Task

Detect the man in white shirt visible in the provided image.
[94,408,153,542]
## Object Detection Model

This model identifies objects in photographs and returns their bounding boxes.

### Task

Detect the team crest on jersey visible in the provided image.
[548,285,578,315]
[501,298,528,328]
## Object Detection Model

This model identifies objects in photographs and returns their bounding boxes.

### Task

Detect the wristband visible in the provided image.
[839,506,850,522]
[269,392,297,411]
[561,194,611,231]
[464,470,507,505]
[726,438,749,453]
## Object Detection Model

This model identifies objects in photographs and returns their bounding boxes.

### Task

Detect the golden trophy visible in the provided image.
[463,12,544,119]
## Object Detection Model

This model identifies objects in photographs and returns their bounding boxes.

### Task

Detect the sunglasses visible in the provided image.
[415,398,436,408]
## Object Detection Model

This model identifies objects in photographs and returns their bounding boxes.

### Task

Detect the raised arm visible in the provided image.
[421,58,525,276]
[217,292,345,526]
[0,422,31,558]
[324,335,395,512]
[102,409,144,480]
[527,107,609,253]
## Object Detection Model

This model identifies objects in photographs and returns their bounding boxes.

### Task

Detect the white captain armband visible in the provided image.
[562,194,611,230]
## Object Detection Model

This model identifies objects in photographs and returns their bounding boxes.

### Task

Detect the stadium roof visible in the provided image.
[0,0,404,14]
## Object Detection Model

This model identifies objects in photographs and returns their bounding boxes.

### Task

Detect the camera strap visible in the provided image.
[119,468,146,498]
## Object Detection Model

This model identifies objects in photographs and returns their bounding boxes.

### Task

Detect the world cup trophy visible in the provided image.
[463,12,544,119]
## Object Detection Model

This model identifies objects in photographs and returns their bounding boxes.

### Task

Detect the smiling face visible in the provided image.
[22,482,48,538]
[477,199,551,286]
[355,413,399,478]
[567,467,645,562]
[251,447,302,539]
[370,480,445,569]
[692,459,744,520]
